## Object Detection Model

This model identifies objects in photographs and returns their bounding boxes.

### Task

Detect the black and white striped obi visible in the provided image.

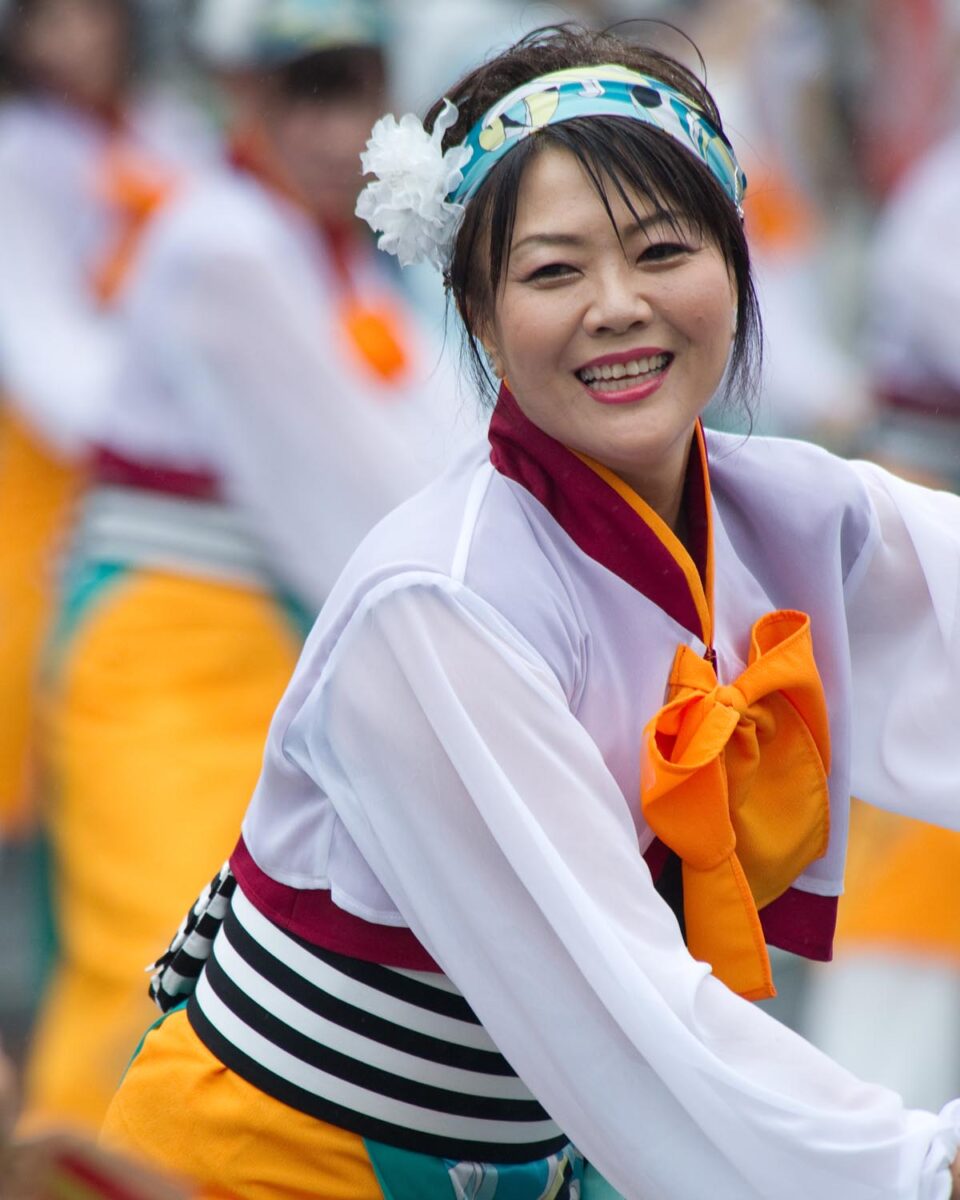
[149,866,567,1164]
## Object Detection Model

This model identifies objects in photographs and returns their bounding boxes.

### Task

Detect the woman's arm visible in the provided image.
[287,573,960,1200]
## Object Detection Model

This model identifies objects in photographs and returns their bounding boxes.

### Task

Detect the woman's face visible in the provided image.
[12,0,130,109]
[270,96,383,226]
[485,146,737,519]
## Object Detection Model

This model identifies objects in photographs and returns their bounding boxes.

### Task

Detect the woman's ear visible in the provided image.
[481,341,505,380]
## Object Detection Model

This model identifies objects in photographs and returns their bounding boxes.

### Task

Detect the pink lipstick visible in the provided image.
[575,348,673,406]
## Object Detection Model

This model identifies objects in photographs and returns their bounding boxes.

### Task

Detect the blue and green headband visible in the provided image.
[356,61,747,270]
[448,63,747,213]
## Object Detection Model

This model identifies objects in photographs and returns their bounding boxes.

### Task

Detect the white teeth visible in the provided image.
[578,353,670,385]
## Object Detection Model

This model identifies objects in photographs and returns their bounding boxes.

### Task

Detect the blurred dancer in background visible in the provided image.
[21,0,475,1133]
[802,35,960,1107]
[0,0,200,839]
[0,0,214,1086]
[661,0,870,445]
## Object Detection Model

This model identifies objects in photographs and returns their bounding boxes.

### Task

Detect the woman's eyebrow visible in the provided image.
[511,212,672,254]
[621,211,674,237]
[510,231,586,253]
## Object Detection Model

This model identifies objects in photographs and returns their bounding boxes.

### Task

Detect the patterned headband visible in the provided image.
[356,62,746,271]
[450,64,746,210]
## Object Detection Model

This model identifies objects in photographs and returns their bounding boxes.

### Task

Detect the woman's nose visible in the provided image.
[583,266,654,336]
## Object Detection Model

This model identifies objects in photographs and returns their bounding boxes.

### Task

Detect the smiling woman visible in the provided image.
[98,21,960,1200]
[485,151,736,525]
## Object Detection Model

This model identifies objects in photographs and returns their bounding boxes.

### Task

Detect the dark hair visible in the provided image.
[276,44,385,104]
[424,23,761,414]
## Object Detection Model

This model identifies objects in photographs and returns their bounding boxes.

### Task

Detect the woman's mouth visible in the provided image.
[576,352,673,402]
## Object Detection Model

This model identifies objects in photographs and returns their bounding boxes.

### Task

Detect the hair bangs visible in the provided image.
[544,119,719,245]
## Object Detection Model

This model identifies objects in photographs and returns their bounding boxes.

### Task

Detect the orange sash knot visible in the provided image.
[93,146,177,304]
[341,300,410,383]
[641,610,831,1000]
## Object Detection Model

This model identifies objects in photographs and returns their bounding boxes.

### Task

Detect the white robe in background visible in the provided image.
[91,164,480,609]
[0,92,213,454]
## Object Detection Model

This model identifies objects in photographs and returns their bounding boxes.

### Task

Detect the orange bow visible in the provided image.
[641,610,831,1000]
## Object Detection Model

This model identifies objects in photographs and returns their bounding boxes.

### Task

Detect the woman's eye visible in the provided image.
[524,262,577,283]
[639,241,691,262]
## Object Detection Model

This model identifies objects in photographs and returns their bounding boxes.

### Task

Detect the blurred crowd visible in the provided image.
[1,0,959,1194]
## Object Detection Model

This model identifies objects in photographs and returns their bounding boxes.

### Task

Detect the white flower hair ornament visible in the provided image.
[355,100,473,271]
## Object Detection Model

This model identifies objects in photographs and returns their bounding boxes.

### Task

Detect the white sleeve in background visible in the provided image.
[0,169,117,456]
[287,575,960,1200]
[867,143,960,390]
[846,461,960,827]
[162,243,458,610]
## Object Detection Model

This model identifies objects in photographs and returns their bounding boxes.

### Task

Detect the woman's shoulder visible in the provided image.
[304,449,588,690]
[341,448,579,593]
[0,97,105,192]
[707,429,875,577]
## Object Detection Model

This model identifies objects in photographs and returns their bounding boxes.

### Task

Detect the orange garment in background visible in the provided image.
[835,800,960,962]
[0,407,82,834]
[20,571,302,1133]
[91,142,177,306]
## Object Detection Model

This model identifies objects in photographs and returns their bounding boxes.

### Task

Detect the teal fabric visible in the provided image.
[31,831,58,995]
[42,558,129,679]
[365,1138,623,1199]
[276,587,317,642]
[582,1164,627,1199]
[120,1000,188,1085]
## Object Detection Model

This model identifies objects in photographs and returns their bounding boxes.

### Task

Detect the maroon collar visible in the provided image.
[488,385,711,641]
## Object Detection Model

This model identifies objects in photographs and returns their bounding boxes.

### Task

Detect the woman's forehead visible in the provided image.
[510,146,675,245]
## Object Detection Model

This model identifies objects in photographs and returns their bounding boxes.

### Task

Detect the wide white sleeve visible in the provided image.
[288,575,960,1200]
[0,167,117,456]
[846,460,960,827]
[159,245,462,609]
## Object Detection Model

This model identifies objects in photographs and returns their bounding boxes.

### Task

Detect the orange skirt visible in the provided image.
[0,406,81,833]
[21,567,302,1133]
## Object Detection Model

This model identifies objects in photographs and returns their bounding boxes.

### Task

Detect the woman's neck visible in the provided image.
[617,438,694,540]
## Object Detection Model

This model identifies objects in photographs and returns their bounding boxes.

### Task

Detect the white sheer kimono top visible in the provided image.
[0,92,213,456]
[82,156,479,610]
[235,387,960,1198]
